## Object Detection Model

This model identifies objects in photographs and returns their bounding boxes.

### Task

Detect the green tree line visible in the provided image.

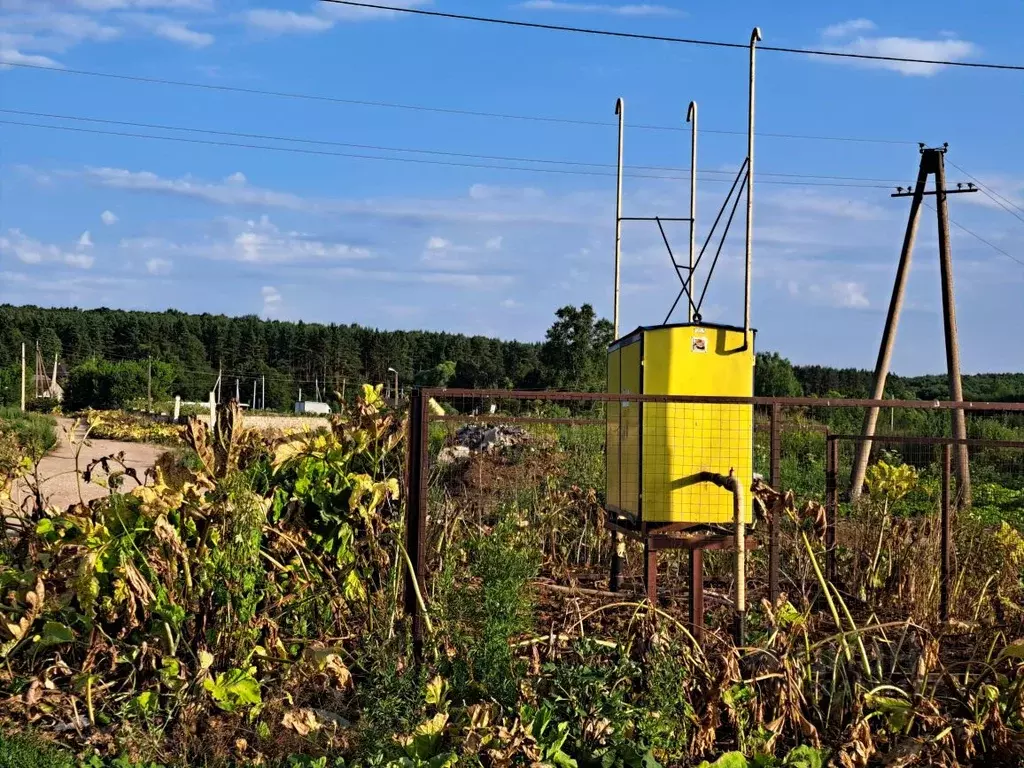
[1,304,1021,411]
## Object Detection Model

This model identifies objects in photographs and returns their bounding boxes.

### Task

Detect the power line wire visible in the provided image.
[947,160,1024,221]
[320,0,1024,73]
[0,118,893,188]
[1,61,916,146]
[924,203,1024,269]
[0,108,904,184]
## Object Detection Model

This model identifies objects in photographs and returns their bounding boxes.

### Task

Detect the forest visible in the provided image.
[1,303,1022,411]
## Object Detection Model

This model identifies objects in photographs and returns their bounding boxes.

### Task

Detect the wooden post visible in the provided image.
[934,152,971,507]
[850,154,929,502]
[940,443,952,621]
[768,402,781,604]
[147,358,152,410]
[404,389,430,661]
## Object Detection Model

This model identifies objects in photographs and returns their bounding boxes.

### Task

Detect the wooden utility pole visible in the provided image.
[851,144,975,505]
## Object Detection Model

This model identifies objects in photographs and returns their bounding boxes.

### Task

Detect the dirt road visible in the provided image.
[12,419,168,513]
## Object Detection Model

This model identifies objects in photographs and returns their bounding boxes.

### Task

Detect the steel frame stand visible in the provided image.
[606,514,757,645]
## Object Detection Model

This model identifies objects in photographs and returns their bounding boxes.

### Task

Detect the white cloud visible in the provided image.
[78,230,94,248]
[519,1,682,15]
[0,228,94,269]
[500,298,522,308]
[121,216,374,265]
[75,165,587,225]
[128,15,214,46]
[822,19,875,38]
[244,0,431,35]
[0,47,62,68]
[73,0,213,9]
[485,236,504,251]
[818,20,977,76]
[261,285,282,317]
[100,210,118,225]
[807,281,870,309]
[244,9,334,33]
[65,252,96,269]
[426,236,451,250]
[83,166,309,210]
[225,171,247,185]
[146,257,172,274]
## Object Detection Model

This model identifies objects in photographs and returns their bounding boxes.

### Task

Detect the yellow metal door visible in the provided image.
[642,326,754,523]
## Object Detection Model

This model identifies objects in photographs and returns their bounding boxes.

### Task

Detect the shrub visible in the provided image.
[0,406,57,458]
[0,729,75,768]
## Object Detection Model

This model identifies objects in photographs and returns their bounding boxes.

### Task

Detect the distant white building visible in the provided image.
[294,401,331,415]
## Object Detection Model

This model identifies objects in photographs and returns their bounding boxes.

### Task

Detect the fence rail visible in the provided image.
[404,389,1024,649]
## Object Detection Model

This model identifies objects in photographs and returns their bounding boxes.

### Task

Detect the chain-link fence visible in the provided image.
[403,390,1024,647]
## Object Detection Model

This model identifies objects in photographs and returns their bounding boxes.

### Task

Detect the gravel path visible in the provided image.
[11,418,168,513]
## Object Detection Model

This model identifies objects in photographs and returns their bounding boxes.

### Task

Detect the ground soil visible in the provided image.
[11,418,168,513]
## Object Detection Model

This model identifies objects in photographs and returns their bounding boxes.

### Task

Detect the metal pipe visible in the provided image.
[744,27,761,342]
[687,100,697,323]
[696,470,746,644]
[613,97,625,339]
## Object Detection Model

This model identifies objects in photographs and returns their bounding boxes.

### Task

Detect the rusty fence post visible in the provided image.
[825,436,839,584]
[644,536,658,605]
[404,388,429,660]
[689,548,704,644]
[768,402,781,604]
[940,442,952,622]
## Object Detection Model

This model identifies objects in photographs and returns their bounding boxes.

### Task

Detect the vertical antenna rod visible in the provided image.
[613,97,625,338]
[744,27,761,341]
[687,100,697,323]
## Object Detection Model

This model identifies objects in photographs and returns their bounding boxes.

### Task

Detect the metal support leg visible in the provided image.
[609,527,624,592]
[689,548,704,644]
[644,538,658,604]
[768,402,781,604]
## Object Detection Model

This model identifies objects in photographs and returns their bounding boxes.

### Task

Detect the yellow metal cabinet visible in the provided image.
[606,323,755,524]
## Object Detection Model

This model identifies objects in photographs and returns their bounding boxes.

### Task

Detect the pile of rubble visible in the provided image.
[437,424,530,464]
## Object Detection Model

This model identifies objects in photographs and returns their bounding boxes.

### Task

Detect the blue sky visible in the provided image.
[2,0,1024,374]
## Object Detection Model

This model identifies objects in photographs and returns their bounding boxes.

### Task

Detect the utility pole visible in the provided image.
[147,358,152,410]
[252,379,257,410]
[20,342,26,412]
[934,148,972,506]
[851,144,976,505]
[235,377,240,403]
[261,375,265,410]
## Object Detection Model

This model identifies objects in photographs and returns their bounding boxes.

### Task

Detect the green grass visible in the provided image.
[0,407,57,458]
[0,729,75,768]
